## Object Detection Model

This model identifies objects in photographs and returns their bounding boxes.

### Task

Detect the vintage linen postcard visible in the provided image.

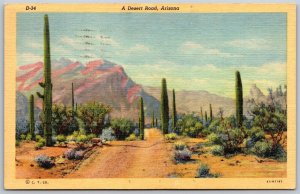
[4,4,296,189]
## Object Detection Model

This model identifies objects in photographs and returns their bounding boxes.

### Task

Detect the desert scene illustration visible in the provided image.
[15,13,287,179]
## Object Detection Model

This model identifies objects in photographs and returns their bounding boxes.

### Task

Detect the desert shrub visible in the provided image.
[100,127,116,141]
[110,118,135,140]
[165,133,177,140]
[74,150,85,160]
[87,134,97,141]
[20,134,26,141]
[35,142,44,149]
[35,155,54,169]
[270,143,287,161]
[52,104,79,135]
[196,164,210,178]
[207,118,221,134]
[16,119,29,138]
[176,114,204,137]
[76,134,88,143]
[56,134,66,143]
[64,149,76,160]
[207,133,220,145]
[77,102,112,135]
[207,118,245,155]
[25,134,32,141]
[251,140,272,157]
[174,141,187,150]
[195,164,220,178]
[126,133,137,141]
[64,149,84,160]
[211,145,224,156]
[15,140,20,147]
[245,127,265,148]
[174,149,192,162]
[35,135,42,142]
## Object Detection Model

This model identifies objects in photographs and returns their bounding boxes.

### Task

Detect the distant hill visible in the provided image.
[16,58,285,123]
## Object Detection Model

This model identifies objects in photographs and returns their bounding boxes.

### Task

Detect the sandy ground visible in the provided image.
[16,128,286,178]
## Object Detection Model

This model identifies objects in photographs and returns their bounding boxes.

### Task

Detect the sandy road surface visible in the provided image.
[66,128,175,178]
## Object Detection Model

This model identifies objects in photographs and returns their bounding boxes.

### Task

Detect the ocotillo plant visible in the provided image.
[209,104,213,121]
[139,97,145,140]
[172,89,177,130]
[160,78,169,134]
[37,14,53,146]
[71,82,75,115]
[29,94,35,139]
[235,71,243,127]
[205,111,208,123]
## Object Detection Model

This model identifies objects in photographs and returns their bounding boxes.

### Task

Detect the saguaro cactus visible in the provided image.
[139,97,145,140]
[209,104,213,121]
[37,14,53,146]
[160,78,169,134]
[200,107,203,120]
[152,110,155,128]
[172,89,177,129]
[72,82,75,115]
[155,118,158,127]
[205,111,208,123]
[235,71,243,127]
[29,94,35,139]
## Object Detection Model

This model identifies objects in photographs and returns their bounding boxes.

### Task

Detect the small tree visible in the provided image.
[77,102,111,135]
[111,118,134,140]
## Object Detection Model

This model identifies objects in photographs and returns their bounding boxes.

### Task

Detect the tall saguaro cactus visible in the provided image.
[200,107,203,120]
[235,71,243,127]
[209,104,213,122]
[37,14,53,146]
[172,89,177,129]
[160,78,169,134]
[152,110,155,127]
[29,94,35,138]
[139,97,145,140]
[205,111,208,123]
[72,82,75,115]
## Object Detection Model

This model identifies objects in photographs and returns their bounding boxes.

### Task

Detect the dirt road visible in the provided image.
[66,128,175,178]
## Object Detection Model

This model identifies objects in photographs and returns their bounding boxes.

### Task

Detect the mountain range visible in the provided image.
[16,58,281,123]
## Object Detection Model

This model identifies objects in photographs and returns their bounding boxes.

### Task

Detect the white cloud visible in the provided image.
[227,38,269,49]
[18,52,43,65]
[61,36,79,47]
[180,41,239,58]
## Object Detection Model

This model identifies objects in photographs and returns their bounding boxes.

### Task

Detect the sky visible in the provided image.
[17,13,287,98]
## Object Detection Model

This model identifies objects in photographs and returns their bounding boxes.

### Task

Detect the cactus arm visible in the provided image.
[36,92,44,99]
[38,82,45,88]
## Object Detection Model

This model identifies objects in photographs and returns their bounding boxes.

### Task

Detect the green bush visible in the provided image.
[207,133,220,145]
[87,133,97,141]
[165,133,177,140]
[176,114,203,137]
[211,145,224,156]
[26,134,32,141]
[35,141,45,149]
[111,118,135,140]
[251,140,272,157]
[56,134,66,142]
[125,133,137,141]
[174,141,187,150]
[195,164,220,178]
[20,134,26,141]
[35,135,42,142]
[76,134,88,143]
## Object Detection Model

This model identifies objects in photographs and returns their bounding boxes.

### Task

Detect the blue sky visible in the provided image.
[17,13,287,98]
